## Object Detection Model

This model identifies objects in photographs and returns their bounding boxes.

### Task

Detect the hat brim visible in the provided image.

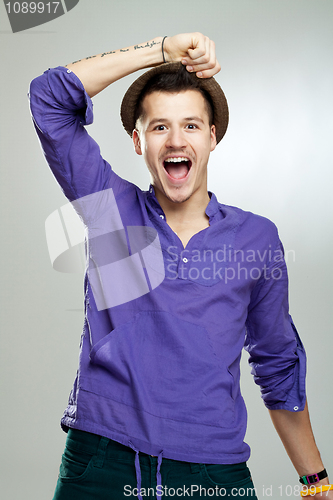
[120,62,229,144]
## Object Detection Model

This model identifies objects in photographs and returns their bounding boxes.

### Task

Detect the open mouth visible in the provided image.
[163,157,192,180]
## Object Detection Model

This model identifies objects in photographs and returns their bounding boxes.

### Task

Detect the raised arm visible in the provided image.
[65,32,221,97]
[29,32,220,201]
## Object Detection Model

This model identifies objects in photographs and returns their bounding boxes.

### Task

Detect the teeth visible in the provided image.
[164,157,189,163]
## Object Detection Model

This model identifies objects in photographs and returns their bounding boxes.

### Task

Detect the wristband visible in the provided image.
[162,36,167,63]
[299,469,328,485]
[300,484,333,497]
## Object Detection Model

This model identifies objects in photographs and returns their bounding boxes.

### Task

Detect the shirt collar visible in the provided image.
[205,192,220,221]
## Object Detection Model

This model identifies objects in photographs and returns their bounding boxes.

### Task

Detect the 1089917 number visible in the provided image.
[5,2,60,14]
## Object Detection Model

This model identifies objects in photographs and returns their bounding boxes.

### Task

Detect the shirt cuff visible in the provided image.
[47,66,94,126]
[264,323,307,412]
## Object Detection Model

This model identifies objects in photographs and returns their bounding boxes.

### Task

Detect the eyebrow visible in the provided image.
[184,117,205,124]
[148,118,167,127]
[148,116,205,127]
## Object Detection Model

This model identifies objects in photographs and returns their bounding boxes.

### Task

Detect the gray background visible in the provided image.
[1,0,332,499]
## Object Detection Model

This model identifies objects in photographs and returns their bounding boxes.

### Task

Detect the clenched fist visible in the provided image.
[163,32,221,78]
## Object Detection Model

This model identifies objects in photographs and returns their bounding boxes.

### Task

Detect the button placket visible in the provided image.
[177,253,189,280]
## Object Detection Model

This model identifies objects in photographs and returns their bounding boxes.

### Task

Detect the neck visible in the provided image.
[155,187,211,225]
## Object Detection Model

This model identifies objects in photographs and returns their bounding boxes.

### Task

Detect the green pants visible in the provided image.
[53,429,258,499]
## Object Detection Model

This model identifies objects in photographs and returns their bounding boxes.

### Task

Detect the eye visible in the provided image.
[154,125,166,131]
[185,124,198,130]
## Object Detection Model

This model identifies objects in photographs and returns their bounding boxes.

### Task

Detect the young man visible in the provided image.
[29,33,332,499]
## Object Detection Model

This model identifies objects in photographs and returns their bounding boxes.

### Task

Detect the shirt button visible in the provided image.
[183,257,188,263]
[293,406,299,411]
[67,69,72,73]
[159,214,164,219]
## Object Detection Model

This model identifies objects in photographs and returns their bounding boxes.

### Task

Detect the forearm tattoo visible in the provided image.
[66,39,161,65]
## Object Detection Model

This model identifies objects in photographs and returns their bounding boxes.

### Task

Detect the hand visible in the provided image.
[163,32,220,78]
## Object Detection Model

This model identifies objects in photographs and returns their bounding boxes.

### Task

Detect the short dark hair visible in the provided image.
[134,65,214,128]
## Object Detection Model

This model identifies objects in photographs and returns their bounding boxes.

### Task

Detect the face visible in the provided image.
[133,90,217,205]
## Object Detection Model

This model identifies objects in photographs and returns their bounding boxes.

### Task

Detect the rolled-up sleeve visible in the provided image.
[29,66,125,202]
[244,237,307,412]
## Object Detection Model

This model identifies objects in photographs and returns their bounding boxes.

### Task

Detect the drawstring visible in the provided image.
[128,441,143,500]
[129,441,163,499]
[156,451,163,499]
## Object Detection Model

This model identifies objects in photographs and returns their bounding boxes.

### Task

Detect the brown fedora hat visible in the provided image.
[120,62,229,144]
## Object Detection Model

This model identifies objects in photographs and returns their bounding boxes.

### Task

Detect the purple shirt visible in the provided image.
[29,66,306,464]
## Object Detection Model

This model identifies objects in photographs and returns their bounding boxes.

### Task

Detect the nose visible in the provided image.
[165,127,187,149]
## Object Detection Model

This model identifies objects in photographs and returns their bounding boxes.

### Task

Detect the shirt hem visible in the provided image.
[61,415,251,465]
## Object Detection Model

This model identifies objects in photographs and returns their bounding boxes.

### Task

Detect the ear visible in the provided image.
[132,129,143,156]
[210,125,217,152]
